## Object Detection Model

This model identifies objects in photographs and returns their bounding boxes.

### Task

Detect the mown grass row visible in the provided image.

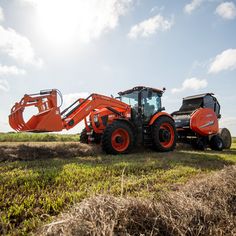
[1,132,235,143]
[0,143,236,235]
[0,132,80,142]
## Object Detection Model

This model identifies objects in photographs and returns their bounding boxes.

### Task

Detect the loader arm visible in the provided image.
[62,93,131,130]
[9,89,131,132]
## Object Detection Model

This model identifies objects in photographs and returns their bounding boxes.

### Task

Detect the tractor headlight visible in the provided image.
[94,115,99,123]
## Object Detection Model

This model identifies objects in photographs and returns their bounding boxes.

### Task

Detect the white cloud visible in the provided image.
[0,25,43,67]
[208,49,236,74]
[150,6,165,13]
[0,6,4,22]
[128,14,173,39]
[184,0,204,14]
[18,0,37,5]
[215,2,236,20]
[62,93,90,110]
[19,0,133,44]
[0,64,26,76]
[171,77,208,93]
[0,79,10,92]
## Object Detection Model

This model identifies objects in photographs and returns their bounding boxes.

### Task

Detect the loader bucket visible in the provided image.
[9,89,64,132]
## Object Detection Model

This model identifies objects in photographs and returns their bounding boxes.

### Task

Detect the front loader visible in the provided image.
[9,86,177,154]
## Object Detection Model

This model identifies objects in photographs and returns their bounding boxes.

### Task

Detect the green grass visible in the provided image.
[0,142,236,235]
[0,132,80,142]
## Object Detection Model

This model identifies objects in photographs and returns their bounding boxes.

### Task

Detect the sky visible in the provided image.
[0,0,236,135]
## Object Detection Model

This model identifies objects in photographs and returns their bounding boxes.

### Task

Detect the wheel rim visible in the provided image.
[111,128,130,152]
[159,122,175,148]
[216,138,223,149]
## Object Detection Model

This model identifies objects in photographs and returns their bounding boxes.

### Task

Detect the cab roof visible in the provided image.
[118,86,164,96]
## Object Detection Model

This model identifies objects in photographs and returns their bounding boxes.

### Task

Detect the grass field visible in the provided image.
[0,134,235,235]
[0,132,80,142]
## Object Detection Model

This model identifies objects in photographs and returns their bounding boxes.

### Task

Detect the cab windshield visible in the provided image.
[120,91,139,107]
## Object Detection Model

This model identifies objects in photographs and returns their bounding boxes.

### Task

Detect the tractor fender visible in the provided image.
[149,112,174,126]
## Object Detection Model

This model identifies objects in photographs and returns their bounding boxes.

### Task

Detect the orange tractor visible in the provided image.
[9,86,177,154]
[172,93,232,150]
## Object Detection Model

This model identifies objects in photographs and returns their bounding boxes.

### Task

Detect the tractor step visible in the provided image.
[143,125,153,146]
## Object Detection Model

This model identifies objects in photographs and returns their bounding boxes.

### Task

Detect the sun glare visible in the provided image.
[36,0,89,45]
[34,0,124,46]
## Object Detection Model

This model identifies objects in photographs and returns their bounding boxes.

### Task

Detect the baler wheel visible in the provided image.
[102,121,134,154]
[210,135,224,151]
[219,128,232,149]
[195,138,206,151]
[152,116,177,152]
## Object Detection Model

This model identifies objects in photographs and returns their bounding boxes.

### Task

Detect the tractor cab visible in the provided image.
[118,86,164,123]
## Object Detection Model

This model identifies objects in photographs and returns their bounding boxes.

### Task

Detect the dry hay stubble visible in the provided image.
[0,143,102,162]
[40,165,236,236]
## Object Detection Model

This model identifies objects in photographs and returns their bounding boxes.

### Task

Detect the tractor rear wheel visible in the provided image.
[152,116,177,152]
[102,121,134,154]
[219,128,232,149]
[210,135,224,151]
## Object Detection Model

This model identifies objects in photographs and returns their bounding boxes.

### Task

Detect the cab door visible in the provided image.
[141,89,162,123]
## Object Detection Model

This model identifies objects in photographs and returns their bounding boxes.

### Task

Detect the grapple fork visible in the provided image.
[9,89,64,132]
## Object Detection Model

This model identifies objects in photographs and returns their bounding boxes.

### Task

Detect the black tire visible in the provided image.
[102,121,134,154]
[195,138,206,151]
[80,128,101,144]
[80,128,88,143]
[93,132,102,144]
[219,128,232,149]
[210,135,224,151]
[152,116,177,152]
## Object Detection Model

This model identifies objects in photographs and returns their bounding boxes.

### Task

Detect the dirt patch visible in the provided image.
[40,165,236,236]
[0,143,102,162]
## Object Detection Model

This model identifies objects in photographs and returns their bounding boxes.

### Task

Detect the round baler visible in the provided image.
[172,93,231,150]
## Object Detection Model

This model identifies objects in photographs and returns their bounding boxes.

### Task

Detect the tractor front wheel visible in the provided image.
[152,116,177,152]
[80,128,88,143]
[80,128,101,144]
[102,121,134,154]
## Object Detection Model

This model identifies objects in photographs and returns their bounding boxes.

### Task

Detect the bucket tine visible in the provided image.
[12,111,21,131]
[9,113,18,131]
[16,109,29,131]
[9,106,28,131]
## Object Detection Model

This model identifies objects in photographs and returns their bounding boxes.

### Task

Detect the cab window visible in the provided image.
[142,90,161,119]
[120,91,139,108]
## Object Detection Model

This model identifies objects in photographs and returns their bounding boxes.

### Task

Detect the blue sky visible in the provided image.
[0,0,236,134]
